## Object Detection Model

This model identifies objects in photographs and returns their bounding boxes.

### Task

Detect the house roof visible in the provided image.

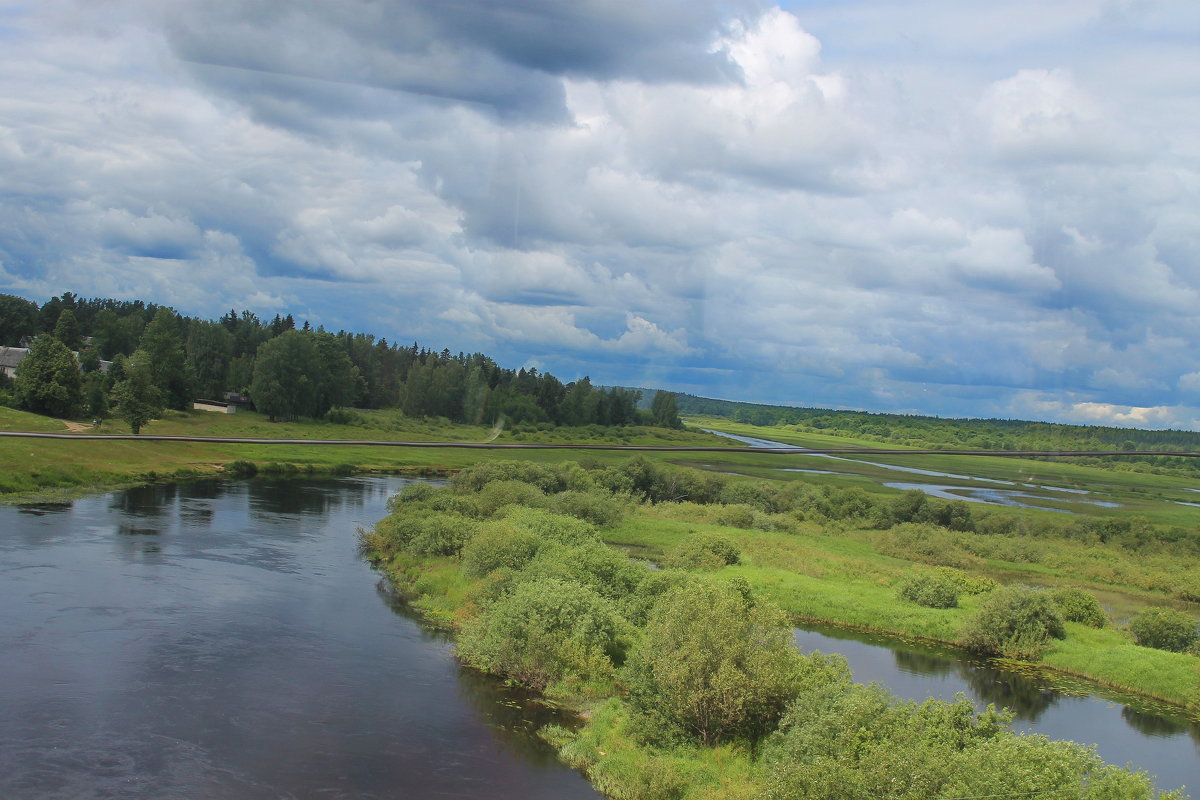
[0,346,29,369]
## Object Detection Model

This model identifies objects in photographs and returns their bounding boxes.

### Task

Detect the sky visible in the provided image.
[1,1,1198,428]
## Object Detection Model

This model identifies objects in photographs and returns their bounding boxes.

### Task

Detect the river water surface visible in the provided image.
[0,477,599,800]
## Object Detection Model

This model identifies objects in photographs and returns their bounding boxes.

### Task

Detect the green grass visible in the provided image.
[603,504,1200,712]
[0,407,730,502]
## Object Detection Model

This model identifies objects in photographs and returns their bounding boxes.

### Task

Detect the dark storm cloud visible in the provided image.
[153,0,763,122]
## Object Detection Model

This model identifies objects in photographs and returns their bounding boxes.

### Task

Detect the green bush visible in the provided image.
[1129,608,1198,652]
[460,521,543,577]
[713,503,757,529]
[389,481,438,507]
[896,572,959,608]
[960,586,1066,660]
[458,578,627,691]
[451,460,565,493]
[222,460,258,478]
[718,481,777,512]
[474,479,547,517]
[550,490,625,526]
[874,523,982,569]
[623,582,848,745]
[1049,587,1108,628]
[662,533,741,572]
[408,513,479,556]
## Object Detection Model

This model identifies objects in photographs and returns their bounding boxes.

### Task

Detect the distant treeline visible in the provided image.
[0,291,681,428]
[678,394,1200,466]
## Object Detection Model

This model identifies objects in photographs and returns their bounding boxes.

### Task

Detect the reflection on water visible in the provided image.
[0,477,598,800]
[794,624,1198,794]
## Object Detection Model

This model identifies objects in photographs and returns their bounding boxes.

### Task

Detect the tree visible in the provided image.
[15,334,81,417]
[623,582,844,745]
[651,390,682,429]
[185,321,233,399]
[0,293,40,345]
[139,307,190,409]
[110,351,163,434]
[52,308,82,351]
[250,329,322,421]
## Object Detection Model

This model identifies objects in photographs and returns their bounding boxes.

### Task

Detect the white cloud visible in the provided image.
[2,1,1200,425]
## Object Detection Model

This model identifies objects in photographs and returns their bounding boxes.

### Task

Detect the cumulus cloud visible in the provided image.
[1,0,1199,427]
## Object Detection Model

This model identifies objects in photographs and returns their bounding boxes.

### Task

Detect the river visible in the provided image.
[0,477,599,800]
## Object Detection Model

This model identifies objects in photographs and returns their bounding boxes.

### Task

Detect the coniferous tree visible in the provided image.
[139,307,190,408]
[52,308,82,351]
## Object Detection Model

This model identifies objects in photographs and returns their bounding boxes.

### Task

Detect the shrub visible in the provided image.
[389,481,437,508]
[324,407,363,425]
[460,521,543,577]
[714,503,757,529]
[451,460,565,493]
[718,482,777,512]
[663,533,741,572]
[458,578,627,691]
[522,541,645,601]
[896,572,959,608]
[473,479,547,517]
[960,586,1066,660]
[500,506,598,545]
[930,566,996,596]
[407,513,479,556]
[874,523,982,569]
[550,490,625,526]
[222,460,257,478]
[1049,587,1108,628]
[623,582,848,745]
[1129,608,1198,653]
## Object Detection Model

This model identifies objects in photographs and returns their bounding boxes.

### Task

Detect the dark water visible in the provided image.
[0,478,599,800]
[795,624,1198,795]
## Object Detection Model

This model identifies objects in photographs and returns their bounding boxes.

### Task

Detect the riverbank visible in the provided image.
[0,405,728,503]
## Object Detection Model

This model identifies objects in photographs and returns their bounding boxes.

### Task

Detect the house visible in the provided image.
[0,346,29,379]
[0,345,111,378]
[193,399,237,414]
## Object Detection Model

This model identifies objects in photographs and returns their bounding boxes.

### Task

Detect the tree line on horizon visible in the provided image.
[678,393,1200,470]
[0,292,682,432]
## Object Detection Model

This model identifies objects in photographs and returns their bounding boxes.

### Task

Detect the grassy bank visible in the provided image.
[0,406,729,502]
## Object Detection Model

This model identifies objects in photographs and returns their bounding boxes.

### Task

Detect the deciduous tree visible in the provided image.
[15,334,81,417]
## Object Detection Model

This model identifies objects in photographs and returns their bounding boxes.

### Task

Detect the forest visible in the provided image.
[0,292,681,431]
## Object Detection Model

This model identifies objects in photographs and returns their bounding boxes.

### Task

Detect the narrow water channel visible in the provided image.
[0,477,599,800]
[794,624,1198,795]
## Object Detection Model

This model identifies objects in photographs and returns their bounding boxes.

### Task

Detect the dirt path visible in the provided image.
[58,419,92,432]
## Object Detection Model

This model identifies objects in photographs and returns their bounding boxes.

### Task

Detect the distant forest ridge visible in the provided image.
[677,394,1200,454]
[0,291,681,429]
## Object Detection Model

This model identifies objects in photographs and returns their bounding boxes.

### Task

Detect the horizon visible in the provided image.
[1,2,1197,430]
